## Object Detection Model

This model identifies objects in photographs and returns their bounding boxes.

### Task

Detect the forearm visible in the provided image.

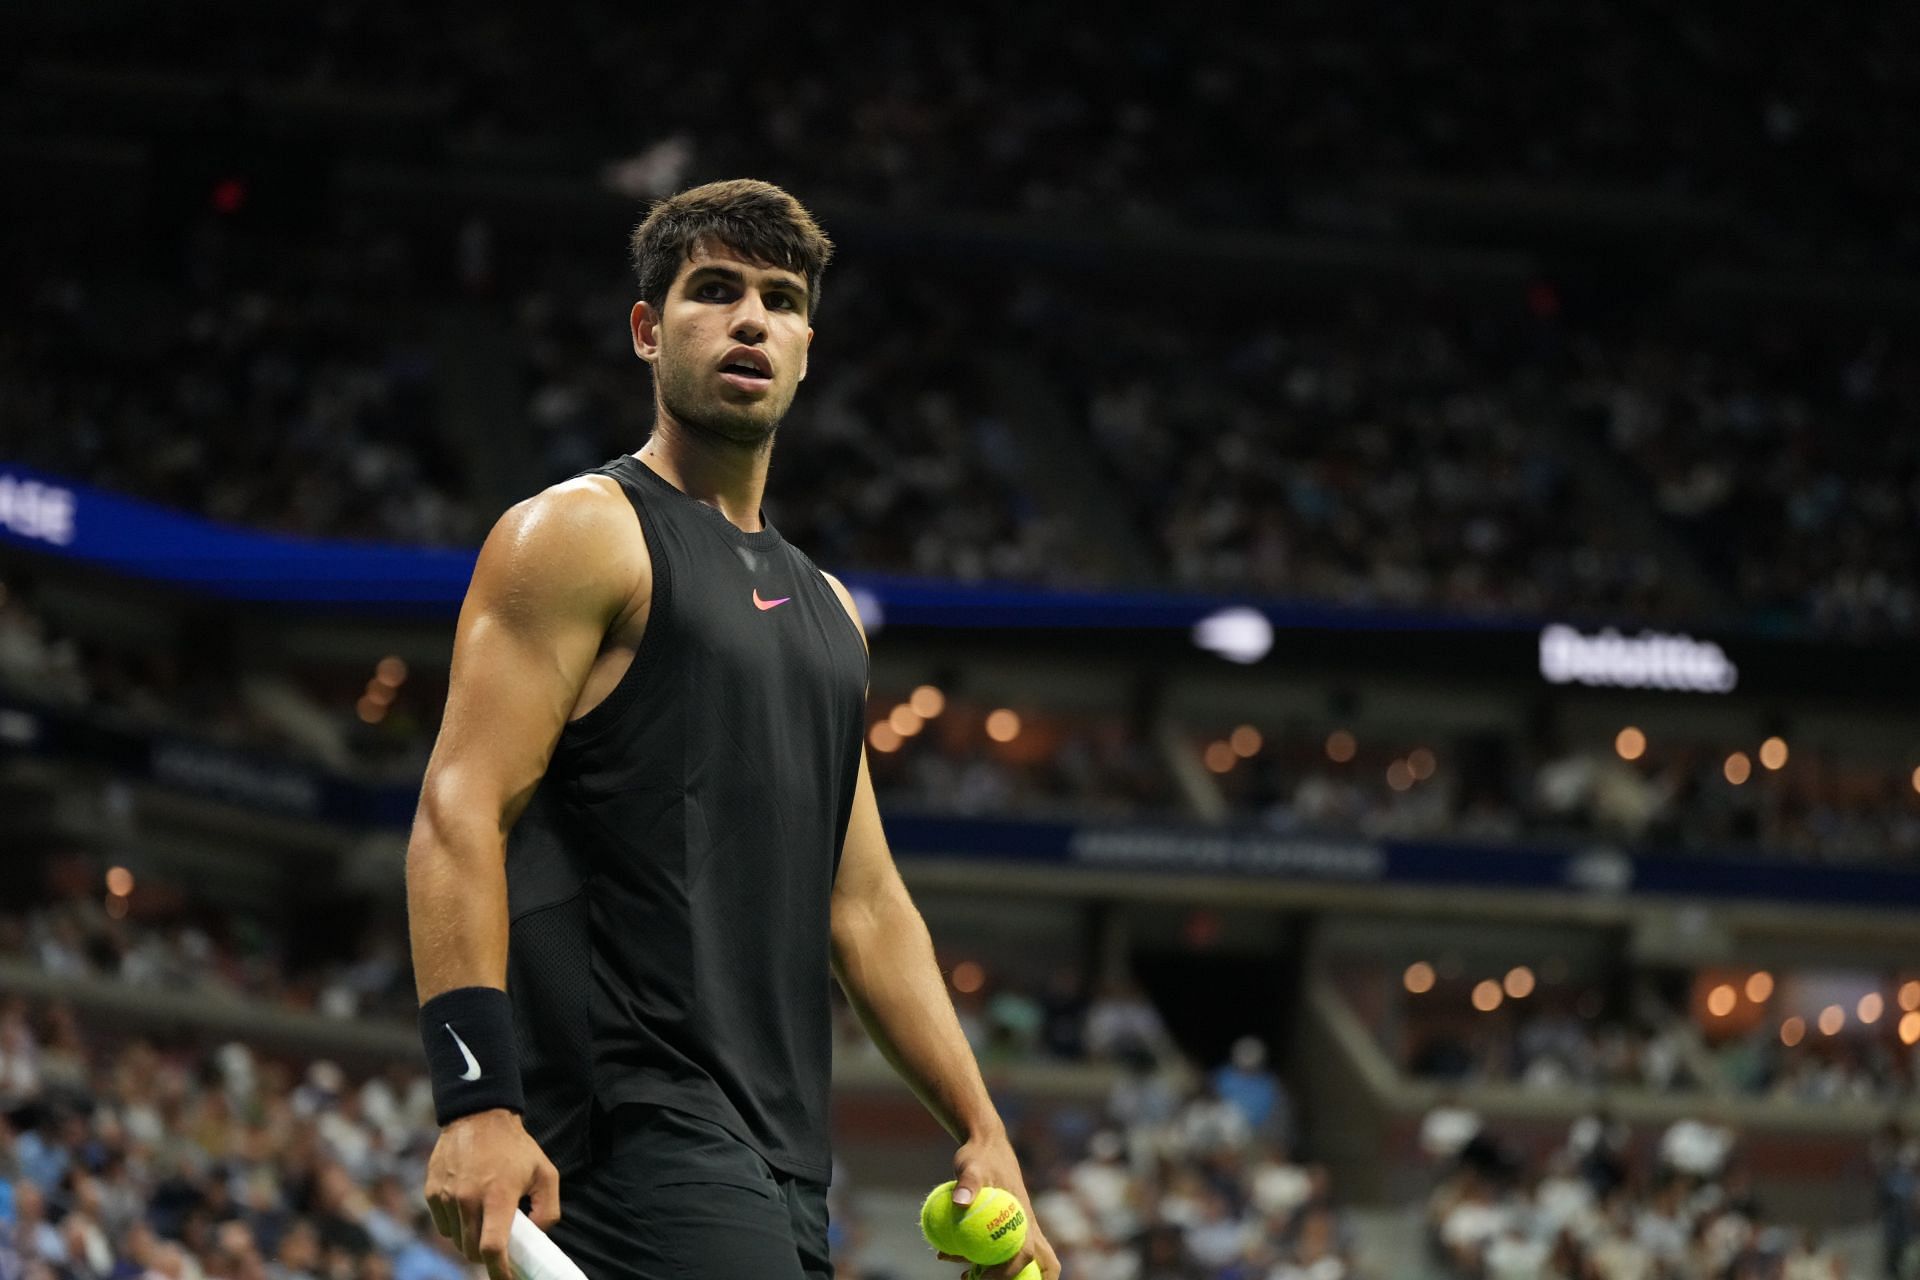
[833,881,1003,1145]
[405,781,512,1000]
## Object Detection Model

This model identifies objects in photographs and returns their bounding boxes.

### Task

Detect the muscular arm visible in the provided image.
[829,749,1004,1143]
[407,477,647,1000]
[819,577,998,1144]
[406,477,646,1279]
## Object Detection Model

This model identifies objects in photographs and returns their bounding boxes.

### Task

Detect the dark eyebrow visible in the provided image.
[685,264,808,303]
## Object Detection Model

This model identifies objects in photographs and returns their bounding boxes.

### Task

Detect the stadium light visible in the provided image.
[1192,607,1273,664]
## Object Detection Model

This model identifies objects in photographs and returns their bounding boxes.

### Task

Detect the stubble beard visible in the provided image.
[656,358,788,453]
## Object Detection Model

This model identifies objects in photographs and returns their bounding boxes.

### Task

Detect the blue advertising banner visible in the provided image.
[0,464,478,603]
[882,813,1920,909]
[0,463,1511,628]
[3,464,1910,702]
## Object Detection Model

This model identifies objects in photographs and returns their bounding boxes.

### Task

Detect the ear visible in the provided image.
[799,326,813,382]
[631,300,660,364]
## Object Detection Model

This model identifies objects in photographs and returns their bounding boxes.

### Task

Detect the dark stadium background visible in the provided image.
[3,4,1919,1278]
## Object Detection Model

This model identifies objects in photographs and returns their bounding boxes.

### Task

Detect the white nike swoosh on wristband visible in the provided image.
[445,1023,483,1081]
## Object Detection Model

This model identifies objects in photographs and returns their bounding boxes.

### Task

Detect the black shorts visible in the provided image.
[547,1105,832,1280]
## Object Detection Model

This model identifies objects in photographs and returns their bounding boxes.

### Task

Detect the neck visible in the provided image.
[635,412,772,533]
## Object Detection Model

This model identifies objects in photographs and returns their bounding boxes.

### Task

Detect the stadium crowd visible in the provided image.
[0,968,1340,1280]
[1569,327,1920,640]
[12,235,1919,644]
[1421,1109,1857,1280]
[1017,1040,1362,1280]
[1373,968,1920,1107]
[21,3,1916,266]
[1023,286,1681,624]
[3,252,474,549]
[7,2,1920,639]
[8,577,1917,868]
[2,885,415,1028]
[0,994,467,1280]
[1206,725,1920,865]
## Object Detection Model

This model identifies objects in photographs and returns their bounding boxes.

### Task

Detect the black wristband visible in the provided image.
[419,986,526,1126]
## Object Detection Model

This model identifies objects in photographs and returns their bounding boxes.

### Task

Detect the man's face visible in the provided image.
[631,239,813,447]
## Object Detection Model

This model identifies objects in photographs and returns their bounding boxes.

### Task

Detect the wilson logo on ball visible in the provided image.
[988,1207,1026,1240]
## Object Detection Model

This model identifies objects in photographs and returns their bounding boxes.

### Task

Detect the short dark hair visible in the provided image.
[628,179,834,317]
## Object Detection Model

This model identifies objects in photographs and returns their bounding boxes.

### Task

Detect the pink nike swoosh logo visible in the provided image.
[752,589,791,611]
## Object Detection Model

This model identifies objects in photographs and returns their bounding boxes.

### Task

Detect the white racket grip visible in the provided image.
[508,1210,589,1280]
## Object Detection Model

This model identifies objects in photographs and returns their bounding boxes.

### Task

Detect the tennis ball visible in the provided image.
[920,1182,963,1253]
[970,1264,1040,1280]
[919,1182,1029,1265]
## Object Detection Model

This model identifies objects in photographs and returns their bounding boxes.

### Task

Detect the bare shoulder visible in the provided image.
[470,474,649,621]
[819,571,868,645]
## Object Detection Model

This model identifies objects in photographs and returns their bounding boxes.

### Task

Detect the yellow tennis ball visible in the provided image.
[919,1183,1029,1265]
[970,1264,1040,1280]
[921,1181,964,1254]
[960,1188,1028,1264]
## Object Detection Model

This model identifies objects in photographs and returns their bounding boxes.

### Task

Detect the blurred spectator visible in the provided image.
[1085,980,1172,1064]
[1659,1116,1736,1181]
[1419,1095,1483,1165]
[1210,1036,1292,1150]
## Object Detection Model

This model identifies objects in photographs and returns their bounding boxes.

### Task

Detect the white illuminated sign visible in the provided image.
[1538,623,1737,693]
[0,475,76,546]
[1192,607,1274,664]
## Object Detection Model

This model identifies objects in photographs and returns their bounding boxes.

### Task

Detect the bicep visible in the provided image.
[831,749,907,952]
[422,487,641,827]
[823,572,899,955]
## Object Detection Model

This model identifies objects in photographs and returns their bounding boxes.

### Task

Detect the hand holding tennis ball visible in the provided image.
[920,1180,1028,1265]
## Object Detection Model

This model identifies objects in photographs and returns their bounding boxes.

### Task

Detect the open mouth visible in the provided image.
[719,367,772,393]
[719,347,773,392]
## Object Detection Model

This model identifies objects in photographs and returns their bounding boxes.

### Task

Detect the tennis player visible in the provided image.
[405,180,1056,1280]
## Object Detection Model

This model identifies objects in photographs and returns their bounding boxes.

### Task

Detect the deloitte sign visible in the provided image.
[1538,624,1738,694]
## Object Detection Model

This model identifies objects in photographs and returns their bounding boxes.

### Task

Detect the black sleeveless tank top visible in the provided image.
[503,453,868,1181]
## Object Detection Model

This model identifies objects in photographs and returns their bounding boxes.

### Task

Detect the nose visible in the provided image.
[730,294,769,344]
